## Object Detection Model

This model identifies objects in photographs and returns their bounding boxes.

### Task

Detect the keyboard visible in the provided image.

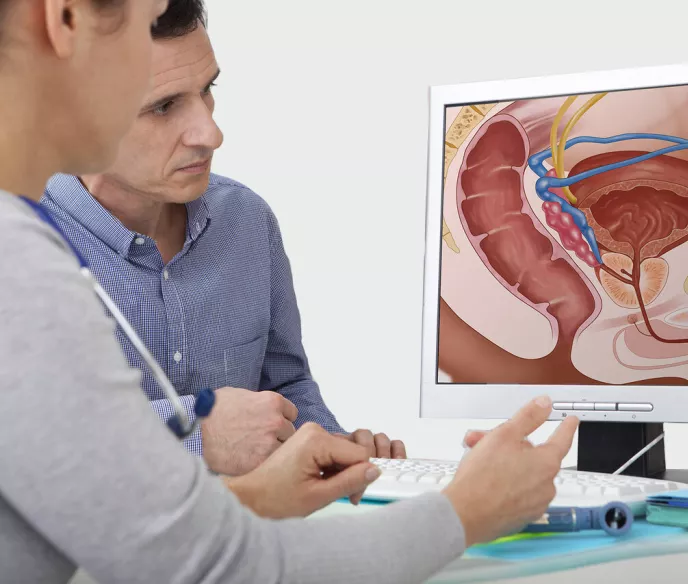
[365,458,688,515]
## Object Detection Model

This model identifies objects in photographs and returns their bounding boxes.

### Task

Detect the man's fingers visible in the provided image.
[541,415,579,459]
[390,439,406,459]
[351,429,376,458]
[276,419,297,442]
[321,433,371,468]
[373,433,391,458]
[279,397,299,423]
[502,396,553,439]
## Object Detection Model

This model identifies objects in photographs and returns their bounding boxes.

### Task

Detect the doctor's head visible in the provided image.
[82,0,223,205]
[0,0,168,177]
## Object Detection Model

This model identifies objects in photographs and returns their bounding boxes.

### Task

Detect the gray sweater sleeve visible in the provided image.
[0,196,466,584]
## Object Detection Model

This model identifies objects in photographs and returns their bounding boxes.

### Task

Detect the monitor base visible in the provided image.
[576,421,667,478]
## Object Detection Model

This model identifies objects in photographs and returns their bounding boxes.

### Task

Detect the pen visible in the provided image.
[522,501,633,536]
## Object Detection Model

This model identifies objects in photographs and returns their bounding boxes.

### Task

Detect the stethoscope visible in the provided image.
[21,196,216,439]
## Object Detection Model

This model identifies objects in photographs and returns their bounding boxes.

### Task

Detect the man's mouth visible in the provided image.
[178,159,211,173]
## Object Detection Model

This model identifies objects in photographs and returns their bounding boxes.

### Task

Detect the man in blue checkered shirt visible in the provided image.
[41,1,406,477]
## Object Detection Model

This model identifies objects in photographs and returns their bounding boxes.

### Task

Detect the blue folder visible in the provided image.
[647,488,688,508]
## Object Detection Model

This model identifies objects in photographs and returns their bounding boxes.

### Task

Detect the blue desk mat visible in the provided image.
[346,498,686,561]
[339,499,688,581]
[465,520,685,561]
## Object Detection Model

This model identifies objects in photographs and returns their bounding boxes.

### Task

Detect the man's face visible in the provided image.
[100,25,224,203]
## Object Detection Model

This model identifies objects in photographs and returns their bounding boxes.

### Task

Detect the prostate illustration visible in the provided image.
[439,87,688,386]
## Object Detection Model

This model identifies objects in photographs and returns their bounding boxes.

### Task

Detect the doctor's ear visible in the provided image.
[43,0,125,59]
[44,0,79,59]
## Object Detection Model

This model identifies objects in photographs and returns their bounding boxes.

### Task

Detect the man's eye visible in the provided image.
[153,101,174,116]
[203,82,217,96]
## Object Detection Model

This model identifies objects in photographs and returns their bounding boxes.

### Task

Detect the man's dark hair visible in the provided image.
[152,0,207,40]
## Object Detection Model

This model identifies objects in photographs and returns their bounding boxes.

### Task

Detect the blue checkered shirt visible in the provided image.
[42,174,344,456]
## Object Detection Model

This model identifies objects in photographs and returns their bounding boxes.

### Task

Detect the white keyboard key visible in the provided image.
[398,473,421,483]
[419,474,443,484]
[557,483,586,496]
[383,462,403,470]
[602,486,641,498]
[583,486,604,498]
[377,471,401,480]
[438,475,453,486]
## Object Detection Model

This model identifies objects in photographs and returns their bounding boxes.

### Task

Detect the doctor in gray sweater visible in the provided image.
[0,1,578,583]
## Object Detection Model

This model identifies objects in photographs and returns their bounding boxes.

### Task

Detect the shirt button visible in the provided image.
[174,351,182,363]
[134,237,145,245]
[195,222,201,232]
[163,269,170,280]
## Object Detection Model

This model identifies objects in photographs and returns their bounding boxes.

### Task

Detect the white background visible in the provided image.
[204,0,688,468]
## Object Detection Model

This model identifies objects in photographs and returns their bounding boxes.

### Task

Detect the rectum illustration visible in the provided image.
[439,86,688,386]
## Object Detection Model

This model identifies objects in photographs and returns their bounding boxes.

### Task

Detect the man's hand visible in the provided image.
[201,387,298,476]
[442,396,579,547]
[344,429,407,459]
[225,423,382,518]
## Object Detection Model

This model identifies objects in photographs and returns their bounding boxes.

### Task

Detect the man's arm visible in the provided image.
[261,209,346,434]
[260,207,406,458]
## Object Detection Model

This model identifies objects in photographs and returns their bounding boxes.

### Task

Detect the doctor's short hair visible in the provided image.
[151,0,207,40]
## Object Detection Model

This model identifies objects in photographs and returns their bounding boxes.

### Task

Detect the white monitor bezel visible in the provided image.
[420,63,688,424]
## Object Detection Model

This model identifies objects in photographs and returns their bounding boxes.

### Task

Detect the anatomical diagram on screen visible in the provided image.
[439,86,688,386]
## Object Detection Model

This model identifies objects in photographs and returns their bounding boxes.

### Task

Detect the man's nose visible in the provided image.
[183,100,224,151]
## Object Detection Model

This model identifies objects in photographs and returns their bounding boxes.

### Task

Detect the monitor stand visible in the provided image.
[572,421,688,483]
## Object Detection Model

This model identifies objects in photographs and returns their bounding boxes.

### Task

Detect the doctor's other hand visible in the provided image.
[225,422,381,519]
[344,429,407,459]
[201,387,298,476]
[442,396,579,547]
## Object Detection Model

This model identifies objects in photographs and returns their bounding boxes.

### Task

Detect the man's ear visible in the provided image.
[44,0,79,59]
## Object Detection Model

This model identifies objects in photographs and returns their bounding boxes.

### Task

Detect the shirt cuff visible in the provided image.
[150,394,203,458]
[180,394,203,457]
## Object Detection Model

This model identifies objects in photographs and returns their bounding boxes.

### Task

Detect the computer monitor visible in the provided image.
[420,64,688,477]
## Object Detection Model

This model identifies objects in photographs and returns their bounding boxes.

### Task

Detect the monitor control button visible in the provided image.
[618,403,654,412]
[573,402,595,411]
[594,402,617,411]
[552,402,573,410]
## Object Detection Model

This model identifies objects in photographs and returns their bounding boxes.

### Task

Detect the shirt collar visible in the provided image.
[45,173,212,256]
[44,174,135,256]
[185,194,211,243]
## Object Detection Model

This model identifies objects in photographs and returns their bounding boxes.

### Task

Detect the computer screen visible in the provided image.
[421,64,688,424]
